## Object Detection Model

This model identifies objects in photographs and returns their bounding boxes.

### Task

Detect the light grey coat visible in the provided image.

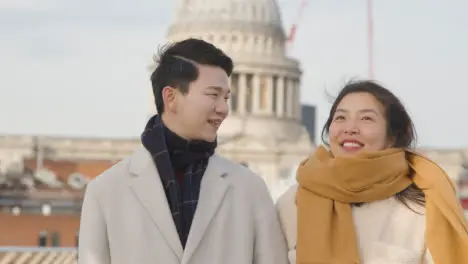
[78,147,288,264]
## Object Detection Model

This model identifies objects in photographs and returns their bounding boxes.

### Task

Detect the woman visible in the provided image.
[276,80,468,264]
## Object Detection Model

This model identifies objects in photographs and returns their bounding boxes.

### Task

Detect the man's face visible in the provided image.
[164,64,230,142]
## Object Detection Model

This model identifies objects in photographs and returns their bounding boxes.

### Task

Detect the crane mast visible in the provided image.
[286,0,309,55]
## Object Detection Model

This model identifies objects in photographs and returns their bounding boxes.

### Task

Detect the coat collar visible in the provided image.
[127,147,231,262]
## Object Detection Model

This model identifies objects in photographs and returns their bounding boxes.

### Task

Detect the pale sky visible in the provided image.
[0,0,467,148]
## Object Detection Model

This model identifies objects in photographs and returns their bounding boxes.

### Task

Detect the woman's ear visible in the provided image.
[386,136,396,148]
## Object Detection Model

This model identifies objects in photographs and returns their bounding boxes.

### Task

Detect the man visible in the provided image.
[78,38,288,264]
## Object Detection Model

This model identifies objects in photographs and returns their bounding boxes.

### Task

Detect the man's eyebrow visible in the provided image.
[206,86,230,94]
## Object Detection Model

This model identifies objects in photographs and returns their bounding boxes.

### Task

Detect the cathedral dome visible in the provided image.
[172,0,283,28]
[164,0,310,153]
[167,0,288,60]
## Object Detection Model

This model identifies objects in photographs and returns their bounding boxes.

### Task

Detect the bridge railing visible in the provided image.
[0,247,77,264]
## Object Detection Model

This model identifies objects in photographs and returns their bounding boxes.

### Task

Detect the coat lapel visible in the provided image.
[126,147,183,260]
[182,155,231,264]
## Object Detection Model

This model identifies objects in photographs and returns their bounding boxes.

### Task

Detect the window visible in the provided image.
[51,232,60,247]
[11,205,21,216]
[230,74,239,112]
[75,230,79,247]
[264,37,270,53]
[245,74,253,113]
[259,75,268,110]
[272,76,278,114]
[41,203,52,216]
[292,79,300,117]
[283,78,288,116]
[38,231,47,247]
[289,81,295,117]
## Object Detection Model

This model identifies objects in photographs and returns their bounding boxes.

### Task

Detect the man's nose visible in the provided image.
[215,99,229,117]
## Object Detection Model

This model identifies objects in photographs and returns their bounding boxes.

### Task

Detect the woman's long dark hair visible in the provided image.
[321,80,425,209]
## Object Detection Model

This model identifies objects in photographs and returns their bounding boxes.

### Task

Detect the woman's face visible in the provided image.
[328,92,393,157]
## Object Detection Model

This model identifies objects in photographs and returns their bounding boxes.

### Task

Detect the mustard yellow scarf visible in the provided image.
[296,146,468,264]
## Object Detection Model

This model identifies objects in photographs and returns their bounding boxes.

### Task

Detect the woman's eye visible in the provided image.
[334,115,345,121]
[362,116,373,121]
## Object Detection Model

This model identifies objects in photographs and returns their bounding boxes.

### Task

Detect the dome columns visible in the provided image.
[228,71,301,120]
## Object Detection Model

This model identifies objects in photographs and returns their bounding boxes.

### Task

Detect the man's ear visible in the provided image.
[162,86,177,112]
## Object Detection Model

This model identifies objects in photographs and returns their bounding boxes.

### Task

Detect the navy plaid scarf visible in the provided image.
[141,115,216,247]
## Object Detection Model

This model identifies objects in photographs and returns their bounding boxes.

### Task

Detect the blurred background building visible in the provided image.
[0,1,314,260]
[0,0,467,262]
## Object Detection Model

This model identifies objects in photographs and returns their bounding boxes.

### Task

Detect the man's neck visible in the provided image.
[161,113,190,141]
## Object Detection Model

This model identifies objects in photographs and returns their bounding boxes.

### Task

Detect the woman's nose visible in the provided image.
[343,123,359,134]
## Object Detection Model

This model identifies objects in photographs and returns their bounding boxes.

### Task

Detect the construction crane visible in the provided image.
[284,0,375,79]
[285,0,309,55]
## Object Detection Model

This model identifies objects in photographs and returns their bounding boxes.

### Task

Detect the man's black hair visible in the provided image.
[150,38,234,114]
